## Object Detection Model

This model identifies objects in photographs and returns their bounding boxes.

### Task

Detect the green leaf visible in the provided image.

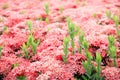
[22,43,27,50]
[21,43,29,59]
[2,3,9,9]
[31,42,37,54]
[108,35,115,47]
[63,37,69,55]
[109,46,116,58]
[63,37,69,63]
[112,15,119,27]
[36,39,40,45]
[26,20,32,33]
[87,52,93,60]
[59,6,64,13]
[62,55,68,63]
[17,76,26,80]
[67,18,75,54]
[82,40,89,51]
[0,46,3,58]
[93,13,97,18]
[74,26,80,35]
[79,31,84,43]
[106,11,111,19]
[12,63,19,69]
[78,31,85,53]
[96,52,102,63]
[45,17,49,23]
[82,75,88,80]
[45,2,49,16]
[95,52,102,79]
[27,35,34,46]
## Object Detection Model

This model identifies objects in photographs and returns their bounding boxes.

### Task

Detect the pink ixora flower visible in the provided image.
[102,67,120,80]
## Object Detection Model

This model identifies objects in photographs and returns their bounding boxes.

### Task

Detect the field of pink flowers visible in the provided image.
[0,0,120,80]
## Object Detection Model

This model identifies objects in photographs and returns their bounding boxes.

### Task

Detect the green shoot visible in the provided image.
[21,43,29,59]
[109,46,117,66]
[0,46,3,58]
[44,2,50,23]
[95,52,102,79]
[62,37,69,63]
[78,31,84,53]
[93,13,97,18]
[59,6,64,13]
[112,15,119,27]
[12,63,19,69]
[0,17,4,23]
[22,35,40,59]
[17,75,26,80]
[106,12,120,36]
[26,20,32,34]
[74,26,80,36]
[2,3,9,10]
[112,15,120,36]
[31,38,40,54]
[45,17,49,23]
[106,11,111,19]
[21,21,40,59]
[3,26,9,33]
[67,18,75,54]
[108,35,117,67]
[45,2,49,16]
[82,40,89,52]
[108,35,115,47]
[82,52,104,80]
[82,52,93,79]
[82,2,87,6]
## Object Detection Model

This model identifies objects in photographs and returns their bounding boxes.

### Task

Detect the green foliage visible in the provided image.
[106,11,120,36]
[21,43,29,59]
[108,35,117,67]
[26,20,32,34]
[78,31,89,54]
[106,11,111,19]
[93,13,97,18]
[17,76,26,80]
[82,52,94,79]
[109,46,117,66]
[2,3,9,10]
[22,35,40,59]
[82,40,89,52]
[59,6,64,13]
[44,2,50,23]
[82,52,104,80]
[112,15,120,36]
[62,37,69,63]
[108,35,115,47]
[95,52,102,79]
[78,31,84,53]
[45,2,49,16]
[12,63,19,69]
[67,18,75,54]
[45,17,49,23]
[0,17,4,23]
[3,26,9,33]
[112,15,119,27]
[21,21,40,59]
[0,46,3,58]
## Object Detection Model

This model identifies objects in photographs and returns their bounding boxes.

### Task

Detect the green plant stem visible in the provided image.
[114,57,117,67]
[71,39,74,54]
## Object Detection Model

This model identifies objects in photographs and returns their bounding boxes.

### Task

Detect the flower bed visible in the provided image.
[0,0,120,80]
